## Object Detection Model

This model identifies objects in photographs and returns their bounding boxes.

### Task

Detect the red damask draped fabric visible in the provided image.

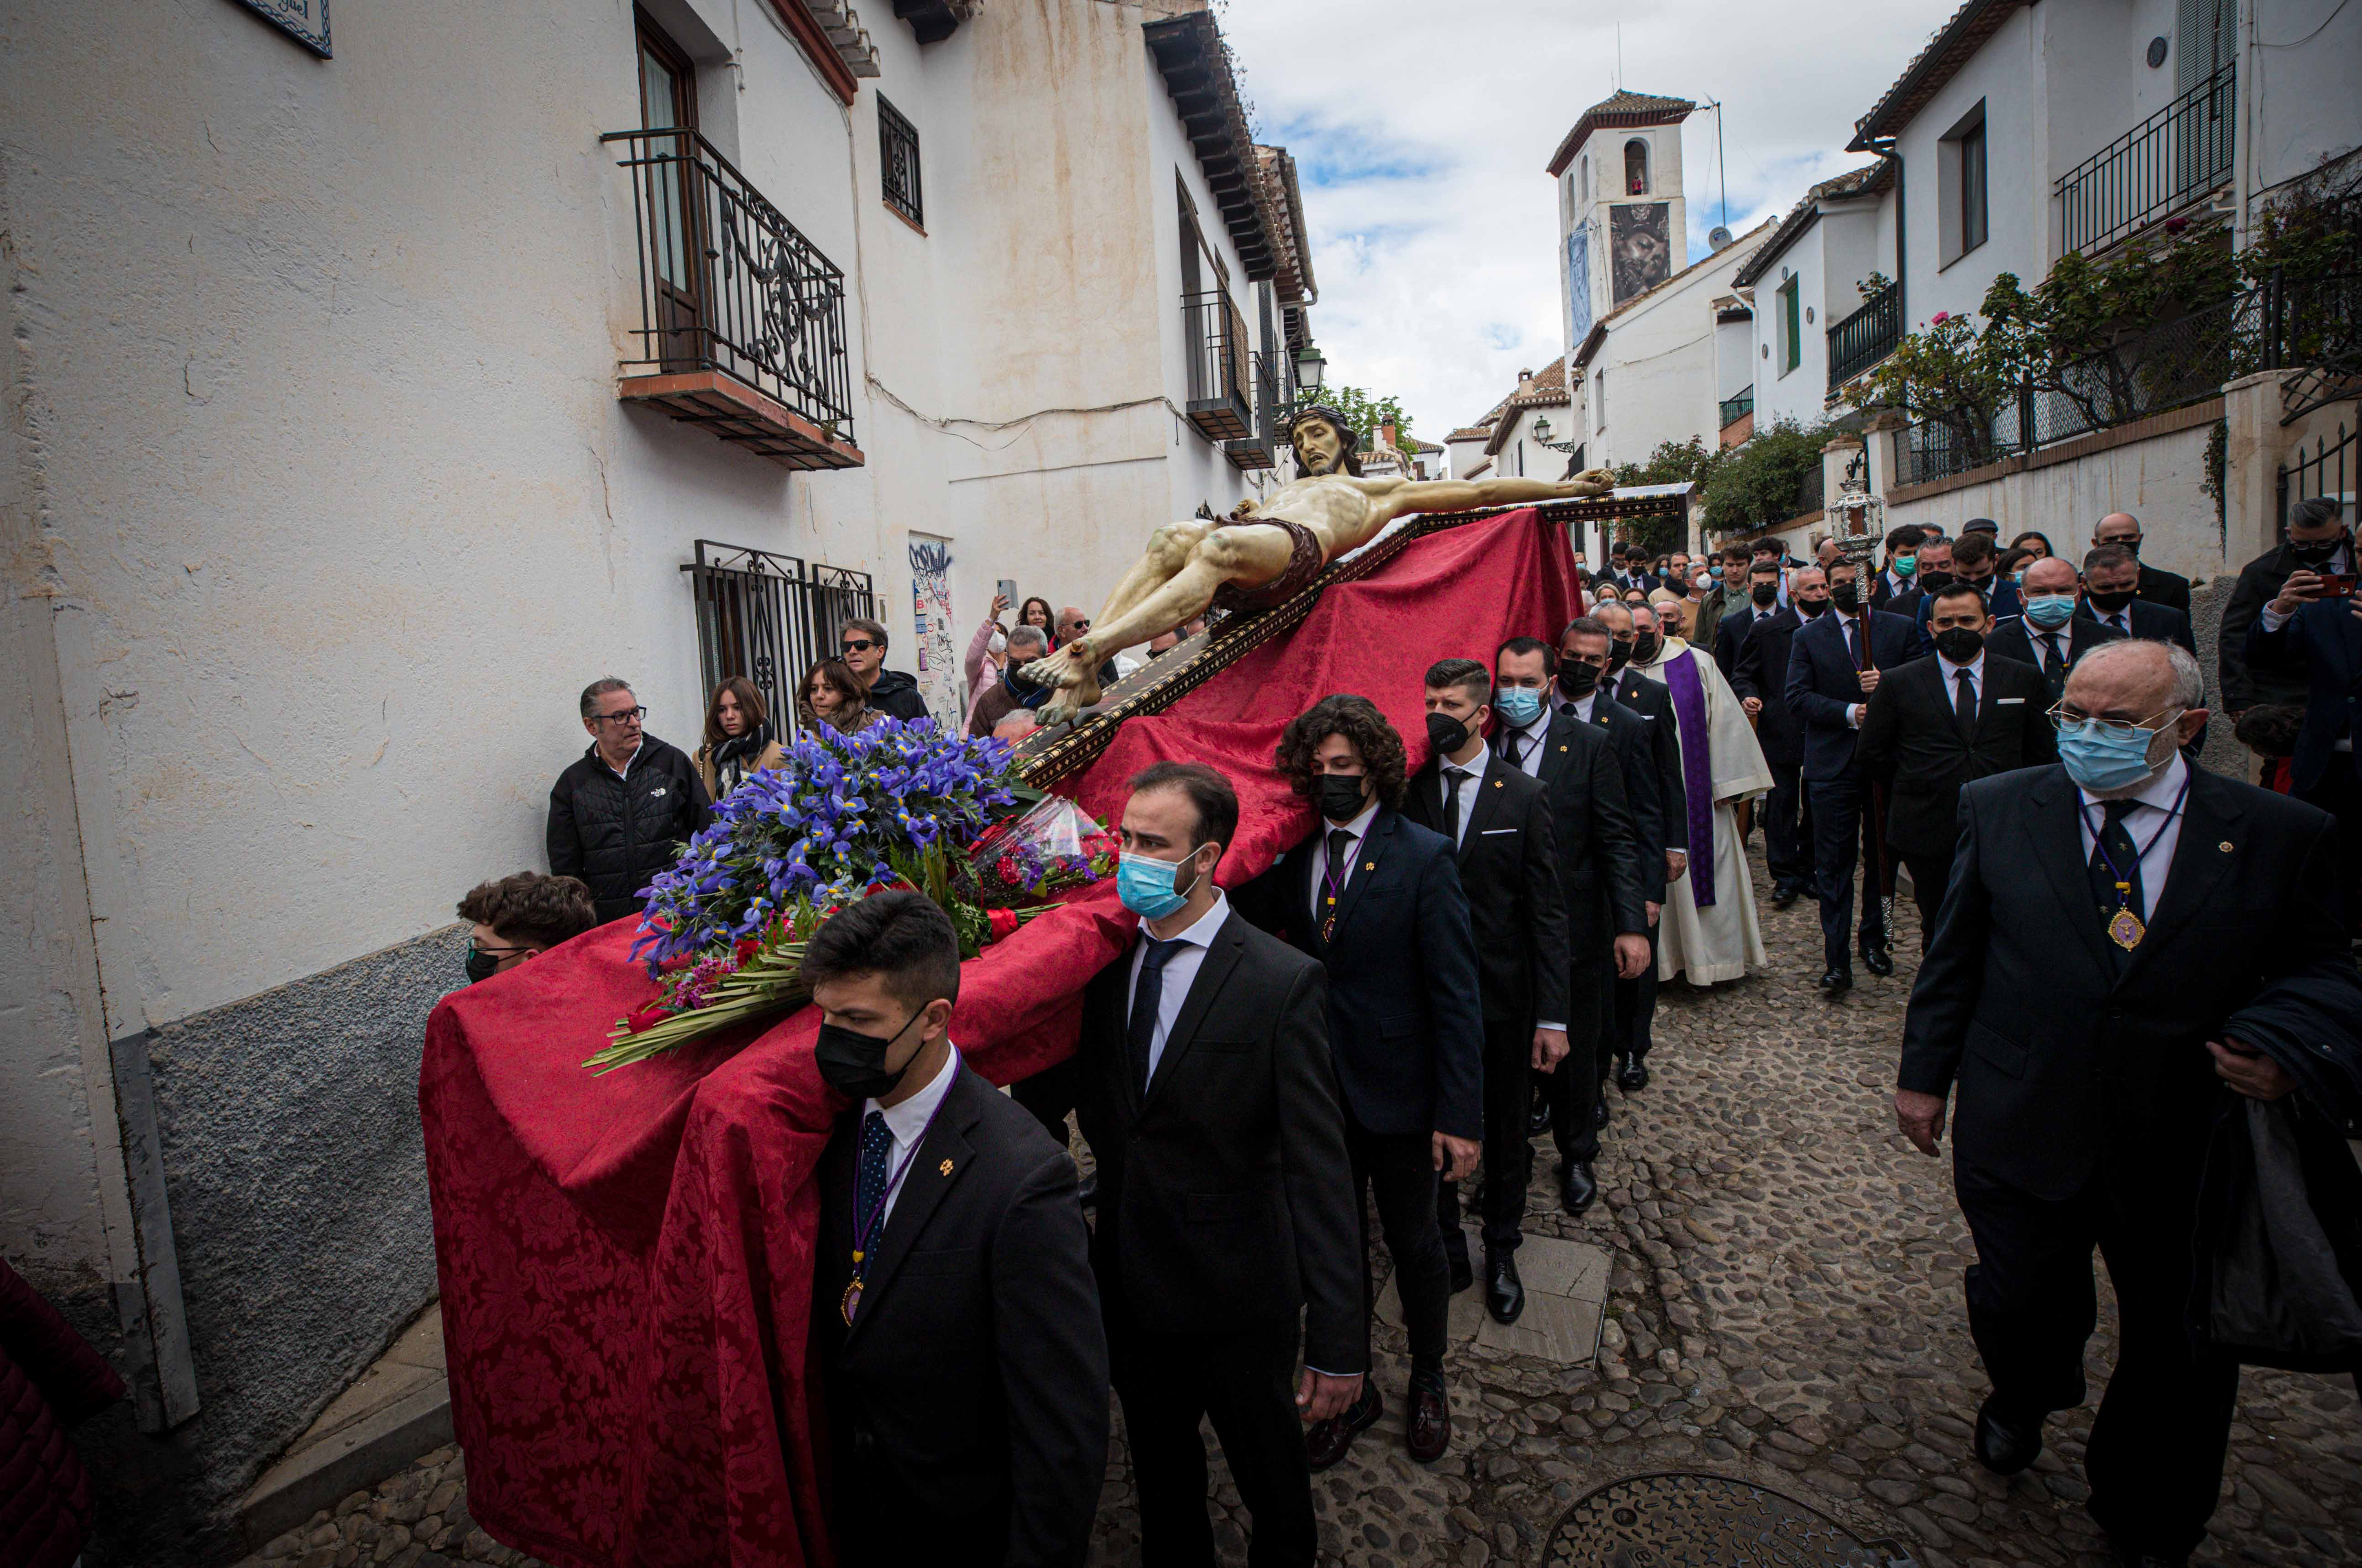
[420,508,1582,1566]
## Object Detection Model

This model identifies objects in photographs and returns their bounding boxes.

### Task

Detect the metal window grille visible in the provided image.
[603,127,857,443]
[1717,386,1754,429]
[2278,422,2355,535]
[1796,460,1825,517]
[1181,288,1252,439]
[681,542,877,737]
[1827,282,1901,392]
[878,96,923,229]
[2054,63,2235,256]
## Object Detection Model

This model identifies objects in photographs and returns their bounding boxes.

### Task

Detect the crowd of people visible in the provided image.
[443,498,2362,1568]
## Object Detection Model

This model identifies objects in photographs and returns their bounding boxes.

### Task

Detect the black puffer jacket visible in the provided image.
[547,735,712,923]
[865,669,933,723]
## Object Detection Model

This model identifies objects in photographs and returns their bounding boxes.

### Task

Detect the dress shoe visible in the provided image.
[1484,1252,1526,1324]
[1526,1095,1552,1138]
[1860,941,1895,977]
[1076,1171,1097,1211]
[1306,1383,1381,1472]
[1446,1244,1474,1295]
[1771,882,1800,910]
[1817,966,1853,994]
[1559,1160,1599,1214]
[1406,1371,1451,1462]
[1971,1395,2042,1475]
[1617,1059,1650,1092]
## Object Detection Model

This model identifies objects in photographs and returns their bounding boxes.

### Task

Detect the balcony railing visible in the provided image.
[1717,386,1754,429]
[604,127,861,470]
[1225,350,1281,470]
[2055,63,2235,257]
[1183,288,1253,441]
[1827,282,1901,392]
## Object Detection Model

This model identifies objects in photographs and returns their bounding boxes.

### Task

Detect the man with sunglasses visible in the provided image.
[1895,638,2360,1567]
[548,678,711,925]
[836,617,932,723]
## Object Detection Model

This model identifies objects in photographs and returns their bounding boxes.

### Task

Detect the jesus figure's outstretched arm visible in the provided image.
[1359,468,1617,528]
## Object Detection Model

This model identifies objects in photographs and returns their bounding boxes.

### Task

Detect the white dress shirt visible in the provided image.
[1435,753,1485,847]
[862,1043,961,1228]
[1557,687,1602,727]
[1125,890,1228,1083]
[602,737,645,780]
[2075,753,2189,922]
[1501,710,1552,777]
[1937,648,1986,714]
[1306,797,1381,920]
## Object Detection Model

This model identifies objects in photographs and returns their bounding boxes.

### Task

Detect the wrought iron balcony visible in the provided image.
[1717,386,1754,429]
[2055,63,2235,258]
[1827,282,1901,392]
[1183,288,1254,442]
[603,127,862,470]
[1226,350,1281,470]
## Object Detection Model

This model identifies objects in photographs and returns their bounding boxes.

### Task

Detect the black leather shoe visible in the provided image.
[1306,1383,1381,1472]
[1446,1243,1474,1295]
[1485,1252,1526,1324]
[1559,1160,1598,1214]
[1861,941,1895,977]
[1618,1060,1649,1092]
[1771,883,1801,909]
[1406,1371,1450,1462]
[1526,1094,1551,1138]
[1076,1171,1097,1211]
[1972,1395,2043,1476]
[1592,1094,1610,1130]
[1818,966,1853,994]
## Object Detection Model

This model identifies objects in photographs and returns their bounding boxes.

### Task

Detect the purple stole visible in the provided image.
[1657,652,1718,908]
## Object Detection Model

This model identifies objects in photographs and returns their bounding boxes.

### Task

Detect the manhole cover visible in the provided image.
[1546,1472,1912,1566]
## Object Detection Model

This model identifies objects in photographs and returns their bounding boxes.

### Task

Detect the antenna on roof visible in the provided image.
[1615,22,1623,89]
[1704,96,1730,242]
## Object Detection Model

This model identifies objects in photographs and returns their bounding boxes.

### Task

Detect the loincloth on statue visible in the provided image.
[1207,512,1327,616]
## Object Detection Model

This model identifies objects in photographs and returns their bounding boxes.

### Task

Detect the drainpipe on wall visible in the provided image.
[1867,134,1905,328]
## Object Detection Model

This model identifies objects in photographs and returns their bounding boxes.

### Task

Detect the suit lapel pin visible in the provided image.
[939,1158,953,1175]
[2218,841,2234,853]
[1493,779,1504,788]
[1364,862,1375,871]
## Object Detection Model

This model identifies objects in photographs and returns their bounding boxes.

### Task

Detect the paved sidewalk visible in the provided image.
[240,849,2362,1568]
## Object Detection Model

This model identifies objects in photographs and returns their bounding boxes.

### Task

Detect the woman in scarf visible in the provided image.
[694,676,788,800]
[799,658,887,740]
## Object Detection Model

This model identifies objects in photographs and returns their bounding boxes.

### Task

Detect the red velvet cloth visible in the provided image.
[420,509,1582,1566]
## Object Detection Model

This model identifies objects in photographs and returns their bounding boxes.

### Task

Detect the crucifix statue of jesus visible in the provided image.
[1019,405,1615,725]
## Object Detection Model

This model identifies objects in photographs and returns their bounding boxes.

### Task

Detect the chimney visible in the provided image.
[1380,420,1398,451]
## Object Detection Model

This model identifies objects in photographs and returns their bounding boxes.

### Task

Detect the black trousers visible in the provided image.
[1344,1113,1449,1373]
[1011,1057,1080,1147]
[2297,760,2362,933]
[1611,927,1659,1066]
[1440,1015,1533,1259]
[1900,851,1954,954]
[1106,1297,1314,1568]
[1762,759,1807,892]
[1954,1159,2239,1558]
[1807,774,1888,971]
[1544,947,1615,1163]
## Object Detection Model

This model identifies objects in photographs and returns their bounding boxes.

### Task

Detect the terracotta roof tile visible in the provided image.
[1546,89,1696,177]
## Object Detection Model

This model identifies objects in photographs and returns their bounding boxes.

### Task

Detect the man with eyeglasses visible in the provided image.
[548,678,711,925]
[1895,638,2362,1567]
[836,617,932,723]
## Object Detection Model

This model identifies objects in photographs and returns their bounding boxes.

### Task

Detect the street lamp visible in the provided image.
[1294,343,1327,395]
[1530,413,1582,454]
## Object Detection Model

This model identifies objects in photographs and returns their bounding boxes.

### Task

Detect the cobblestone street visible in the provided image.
[242,850,2362,1568]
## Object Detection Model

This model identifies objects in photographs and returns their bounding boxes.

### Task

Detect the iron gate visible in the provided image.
[2278,419,2356,534]
[682,541,877,736]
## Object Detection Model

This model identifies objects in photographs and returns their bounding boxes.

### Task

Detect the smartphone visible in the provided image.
[2315,571,2357,598]
[996,578,1019,611]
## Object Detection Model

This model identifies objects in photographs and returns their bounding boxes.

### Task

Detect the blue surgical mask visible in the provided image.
[2023,594,2077,629]
[2056,713,2181,794]
[1495,687,1545,727]
[1117,849,1206,920]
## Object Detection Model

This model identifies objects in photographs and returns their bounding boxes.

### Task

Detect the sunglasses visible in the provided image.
[840,638,879,653]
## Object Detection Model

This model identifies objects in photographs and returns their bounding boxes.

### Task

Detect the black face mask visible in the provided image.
[464,946,502,985]
[1933,627,1985,663]
[1317,773,1369,823]
[1916,570,1955,595]
[1607,636,1636,671]
[1558,662,1601,700]
[1751,582,1778,607]
[815,1009,924,1100]
[1630,632,1662,664]
[2290,532,2350,566]
[1424,710,1471,757]
[1796,595,1830,617]
[1830,582,1861,613]
[2085,588,2137,614]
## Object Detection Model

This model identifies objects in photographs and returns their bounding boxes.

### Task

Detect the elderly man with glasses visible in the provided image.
[1894,638,2361,1566]
[547,677,711,925]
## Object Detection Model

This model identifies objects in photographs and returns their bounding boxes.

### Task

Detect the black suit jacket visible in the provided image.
[2221,541,2323,712]
[1986,614,2123,704]
[1785,609,1923,784]
[1073,909,1364,1374]
[1238,809,1487,1140]
[1730,606,1806,768]
[1610,668,1688,867]
[812,1060,1108,1566]
[1404,753,1573,1024]
[2137,561,2194,617]
[1856,654,2058,859]
[1869,574,1923,618]
[2247,599,2362,790]
[2077,600,2197,657]
[1526,709,1652,938]
[1714,606,1756,683]
[1898,765,2359,1200]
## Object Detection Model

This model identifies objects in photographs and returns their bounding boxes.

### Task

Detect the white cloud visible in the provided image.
[1219,0,1960,440]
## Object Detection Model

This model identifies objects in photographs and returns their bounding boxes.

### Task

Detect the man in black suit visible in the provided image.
[1858,582,2058,949]
[2245,556,2362,933]
[1491,635,1654,1209]
[806,893,1108,1566]
[1404,660,1571,1320]
[1711,559,1782,685]
[2093,512,2192,617]
[1869,524,1929,616]
[1609,543,1662,596]
[1239,696,1484,1470]
[1895,638,2361,1566]
[2219,496,2350,722]
[1075,763,1361,1567]
[1787,556,1921,992]
[1587,601,1685,1089]
[2078,544,2197,656]
[1987,555,2125,704]
[1733,565,1820,907]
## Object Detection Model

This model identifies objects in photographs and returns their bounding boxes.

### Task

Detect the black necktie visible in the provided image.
[1126,936,1182,1094]
[1954,667,1977,738]
[2039,631,2063,679]
[854,1110,892,1229]
[1441,766,1471,844]
[2086,799,2145,934]
[1845,616,1862,669]
[1501,728,1527,768]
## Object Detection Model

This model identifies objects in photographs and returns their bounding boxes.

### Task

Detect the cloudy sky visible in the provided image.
[1219,0,1961,442]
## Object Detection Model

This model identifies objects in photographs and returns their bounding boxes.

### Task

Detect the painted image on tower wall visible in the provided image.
[1566,228,1594,349]
[1610,202,1672,303]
